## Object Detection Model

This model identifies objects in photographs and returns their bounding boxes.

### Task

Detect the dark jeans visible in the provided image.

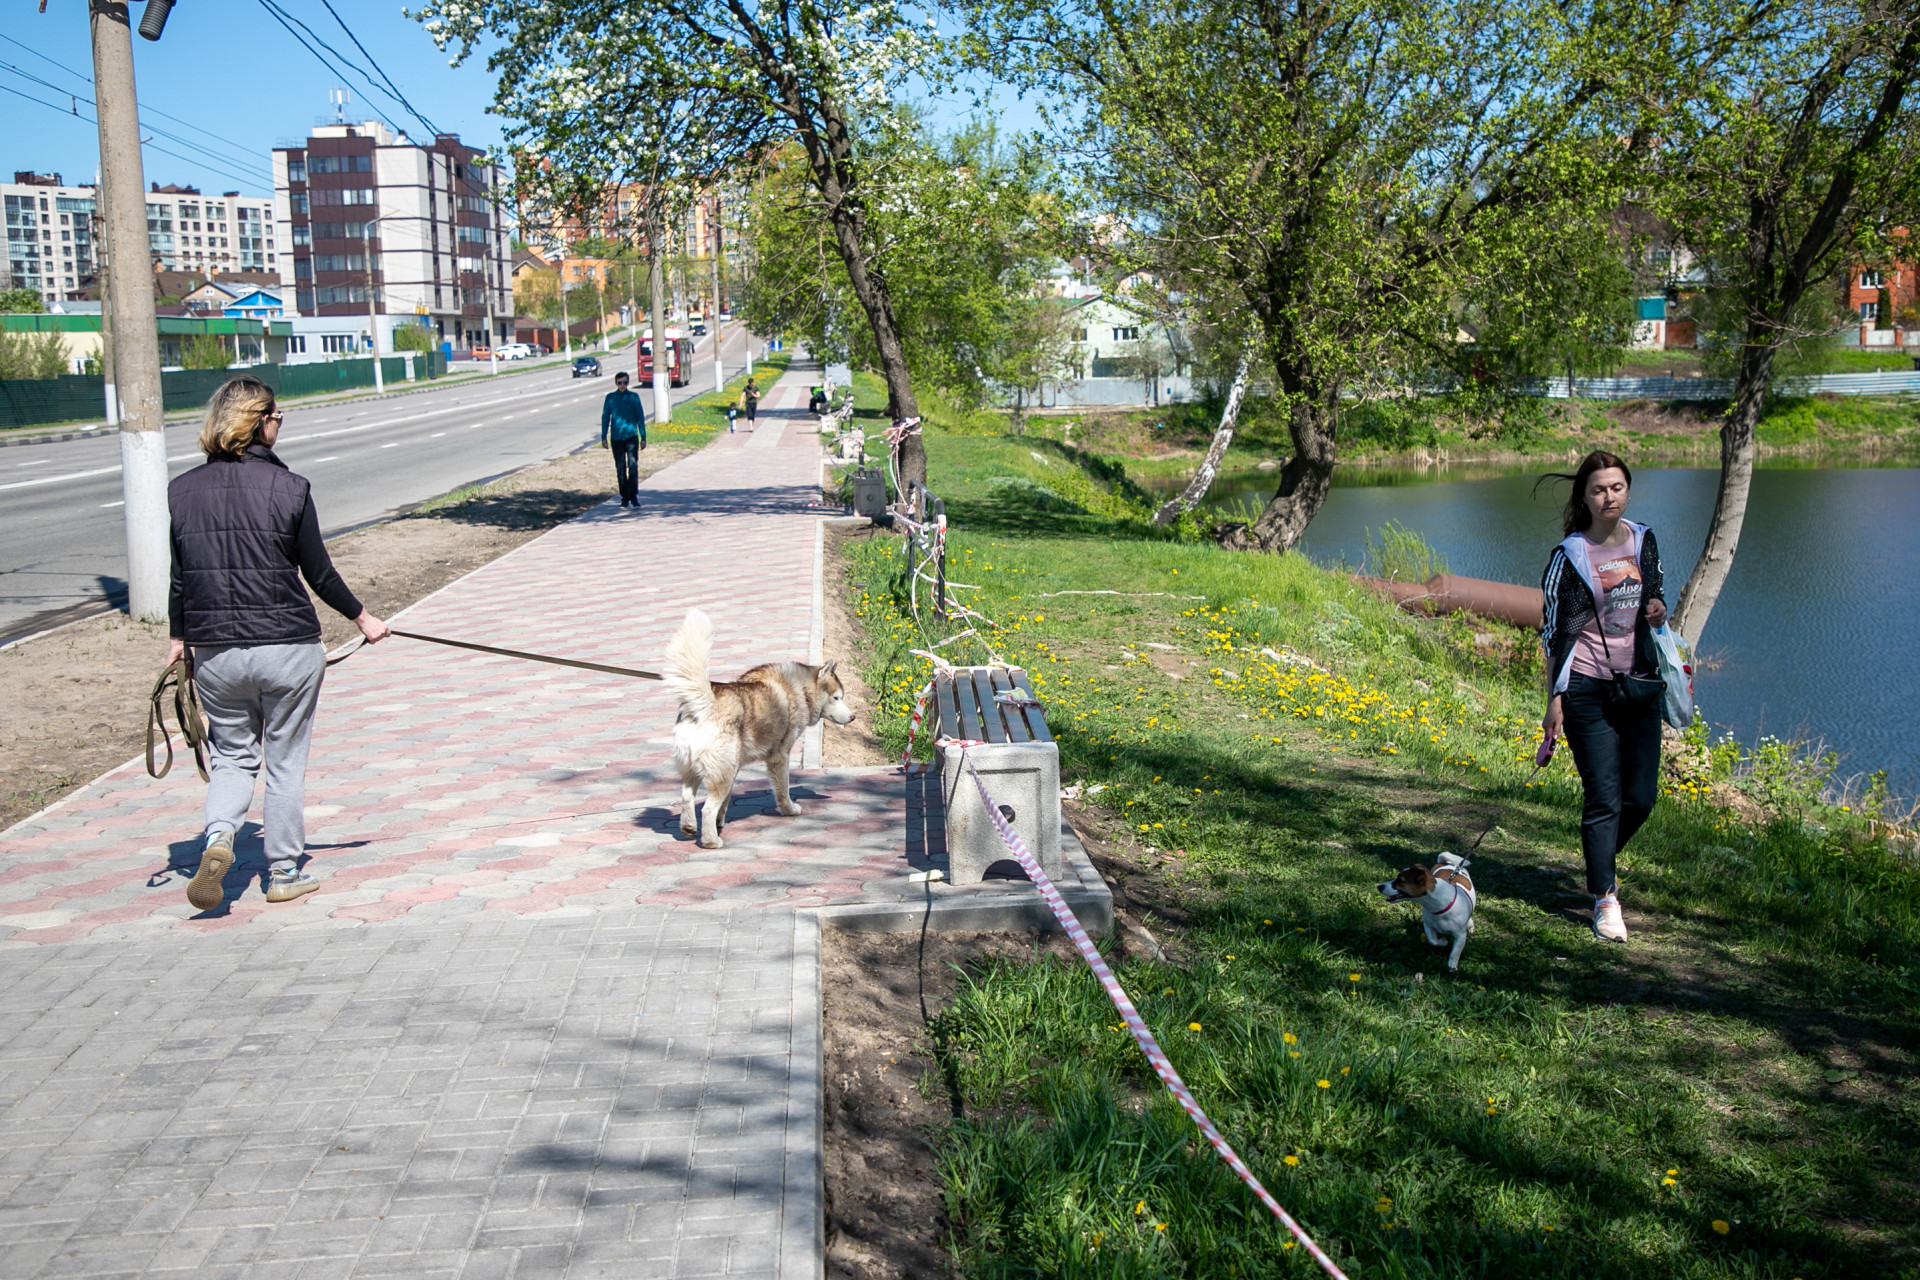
[611,436,640,503]
[1562,672,1662,896]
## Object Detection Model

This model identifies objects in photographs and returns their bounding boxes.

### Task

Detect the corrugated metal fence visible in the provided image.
[1535,371,1920,400]
[0,353,446,431]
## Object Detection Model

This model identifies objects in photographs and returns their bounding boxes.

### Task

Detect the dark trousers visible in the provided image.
[611,436,639,503]
[1562,672,1662,896]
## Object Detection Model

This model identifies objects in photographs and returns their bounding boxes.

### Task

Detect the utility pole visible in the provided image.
[91,0,168,622]
[709,194,724,393]
[648,212,670,424]
[364,214,384,394]
[559,273,571,357]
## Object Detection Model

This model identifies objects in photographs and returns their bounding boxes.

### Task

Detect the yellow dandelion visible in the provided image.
[1712,1220,1730,1235]
[1282,1155,1299,1167]
[1189,1021,1203,1032]
[1154,1222,1167,1231]
[1341,1066,1351,1075]
[1316,1079,1330,1089]
[1349,973,1362,982]
[1662,1177,1677,1186]
[1135,1201,1145,1215]
[1667,1168,1678,1176]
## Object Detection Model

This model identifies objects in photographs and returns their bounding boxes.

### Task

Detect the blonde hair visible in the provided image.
[199,375,276,458]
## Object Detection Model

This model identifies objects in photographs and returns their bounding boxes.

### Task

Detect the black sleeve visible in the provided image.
[294,494,364,621]
[1641,528,1666,605]
[169,521,185,639]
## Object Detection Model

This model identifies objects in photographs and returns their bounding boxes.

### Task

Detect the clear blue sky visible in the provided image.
[0,3,1037,199]
[0,1,506,197]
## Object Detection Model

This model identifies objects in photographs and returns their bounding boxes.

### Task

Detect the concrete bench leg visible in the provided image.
[940,741,1062,886]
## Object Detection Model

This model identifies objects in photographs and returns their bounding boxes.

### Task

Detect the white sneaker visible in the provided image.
[265,867,320,903]
[1593,895,1628,942]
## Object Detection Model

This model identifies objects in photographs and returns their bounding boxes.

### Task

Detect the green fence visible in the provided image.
[0,352,448,430]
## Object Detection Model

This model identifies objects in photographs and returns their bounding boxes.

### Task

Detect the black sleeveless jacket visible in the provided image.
[168,443,361,646]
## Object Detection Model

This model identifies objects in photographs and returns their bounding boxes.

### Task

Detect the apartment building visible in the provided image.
[273,121,511,348]
[2,172,98,304]
[142,183,277,275]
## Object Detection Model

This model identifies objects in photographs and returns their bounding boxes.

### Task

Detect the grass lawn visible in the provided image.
[840,432,1920,1278]
[641,349,792,441]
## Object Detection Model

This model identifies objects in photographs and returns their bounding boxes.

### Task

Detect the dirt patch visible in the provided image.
[0,443,690,832]
[823,924,1105,1280]
[822,524,893,767]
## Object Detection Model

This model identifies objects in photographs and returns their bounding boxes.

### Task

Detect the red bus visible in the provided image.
[638,328,696,387]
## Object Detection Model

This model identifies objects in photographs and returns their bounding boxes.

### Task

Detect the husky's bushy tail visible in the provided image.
[664,609,715,719]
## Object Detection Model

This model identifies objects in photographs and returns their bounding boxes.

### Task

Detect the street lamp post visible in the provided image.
[363,214,384,394]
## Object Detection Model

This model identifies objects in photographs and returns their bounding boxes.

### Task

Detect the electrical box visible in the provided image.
[851,469,887,517]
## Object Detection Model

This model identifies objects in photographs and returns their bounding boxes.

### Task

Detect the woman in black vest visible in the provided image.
[167,376,389,911]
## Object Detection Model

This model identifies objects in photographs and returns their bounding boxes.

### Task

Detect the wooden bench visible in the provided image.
[932,667,1062,885]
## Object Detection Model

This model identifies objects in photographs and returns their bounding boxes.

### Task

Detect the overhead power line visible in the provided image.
[0,29,267,176]
[0,63,270,187]
[0,81,268,193]
[253,0,418,140]
[318,0,440,137]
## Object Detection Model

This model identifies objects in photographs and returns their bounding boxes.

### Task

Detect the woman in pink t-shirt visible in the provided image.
[1537,451,1669,943]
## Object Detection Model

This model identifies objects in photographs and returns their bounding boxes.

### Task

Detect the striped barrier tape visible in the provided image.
[958,748,1351,1278]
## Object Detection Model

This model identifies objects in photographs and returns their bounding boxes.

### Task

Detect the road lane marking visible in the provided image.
[15,459,48,467]
[430,432,445,438]
[100,500,123,508]
[313,456,339,462]
[381,442,400,448]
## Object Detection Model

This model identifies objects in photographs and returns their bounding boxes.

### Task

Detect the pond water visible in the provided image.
[1144,460,1920,797]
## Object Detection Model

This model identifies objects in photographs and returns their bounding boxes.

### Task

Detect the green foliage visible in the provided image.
[0,329,70,380]
[180,334,233,371]
[0,287,45,314]
[391,322,434,353]
[841,429,1920,1279]
[1364,521,1448,583]
[740,122,1068,407]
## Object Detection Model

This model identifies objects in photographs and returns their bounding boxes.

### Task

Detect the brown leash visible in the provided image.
[146,659,210,781]
[328,628,664,681]
[152,631,659,782]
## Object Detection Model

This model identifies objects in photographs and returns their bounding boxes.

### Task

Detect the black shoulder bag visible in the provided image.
[1600,532,1663,712]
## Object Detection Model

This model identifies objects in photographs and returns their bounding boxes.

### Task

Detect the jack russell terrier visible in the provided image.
[1378,853,1477,971]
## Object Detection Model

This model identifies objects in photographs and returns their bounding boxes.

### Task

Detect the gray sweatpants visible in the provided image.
[192,642,326,871]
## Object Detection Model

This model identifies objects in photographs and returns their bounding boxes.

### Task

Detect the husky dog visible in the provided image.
[663,609,855,848]
[1377,852,1478,971]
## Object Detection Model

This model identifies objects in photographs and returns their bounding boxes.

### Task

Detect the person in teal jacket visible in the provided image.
[600,371,649,507]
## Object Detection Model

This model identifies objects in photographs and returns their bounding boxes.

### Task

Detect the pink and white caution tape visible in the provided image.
[959,749,1351,1278]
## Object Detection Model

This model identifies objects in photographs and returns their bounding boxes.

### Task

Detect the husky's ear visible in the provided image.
[819,659,839,677]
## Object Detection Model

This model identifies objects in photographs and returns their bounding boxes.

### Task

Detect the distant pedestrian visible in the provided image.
[601,370,649,507]
[742,378,760,426]
[168,376,390,912]
[1537,450,1668,944]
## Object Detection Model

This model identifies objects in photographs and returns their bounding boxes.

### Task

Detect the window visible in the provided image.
[290,194,308,214]
[286,335,306,353]
[321,334,358,352]
[309,155,372,174]
[456,224,490,243]
[292,226,310,246]
[311,221,372,240]
[1861,271,1884,290]
[457,195,490,214]
[294,258,312,279]
[1072,328,1087,342]
[1111,325,1140,341]
[313,254,368,272]
[287,160,306,182]
[315,285,372,305]
[1859,300,1879,321]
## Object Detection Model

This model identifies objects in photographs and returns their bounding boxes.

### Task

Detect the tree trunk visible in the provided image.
[823,203,925,486]
[1672,340,1774,645]
[1218,374,1339,553]
[1153,343,1253,526]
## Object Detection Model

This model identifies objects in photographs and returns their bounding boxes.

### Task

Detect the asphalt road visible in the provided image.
[0,325,755,645]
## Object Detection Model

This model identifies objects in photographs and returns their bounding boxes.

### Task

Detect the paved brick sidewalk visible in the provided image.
[0,363,858,1278]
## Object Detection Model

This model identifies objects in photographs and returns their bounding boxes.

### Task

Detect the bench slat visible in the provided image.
[989,668,1031,743]
[1010,669,1053,741]
[953,672,987,743]
[970,668,1008,742]
[935,674,964,747]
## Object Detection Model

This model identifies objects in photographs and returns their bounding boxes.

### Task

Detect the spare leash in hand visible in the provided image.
[327,629,663,681]
[146,660,209,781]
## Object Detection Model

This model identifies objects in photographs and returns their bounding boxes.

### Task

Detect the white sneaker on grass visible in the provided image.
[1593,894,1628,942]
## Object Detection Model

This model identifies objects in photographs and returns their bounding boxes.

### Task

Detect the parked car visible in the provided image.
[534,343,551,356]
[496,342,533,360]
[469,344,492,360]
[571,356,602,378]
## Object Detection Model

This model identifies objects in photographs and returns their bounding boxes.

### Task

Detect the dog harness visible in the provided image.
[1430,878,1467,917]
